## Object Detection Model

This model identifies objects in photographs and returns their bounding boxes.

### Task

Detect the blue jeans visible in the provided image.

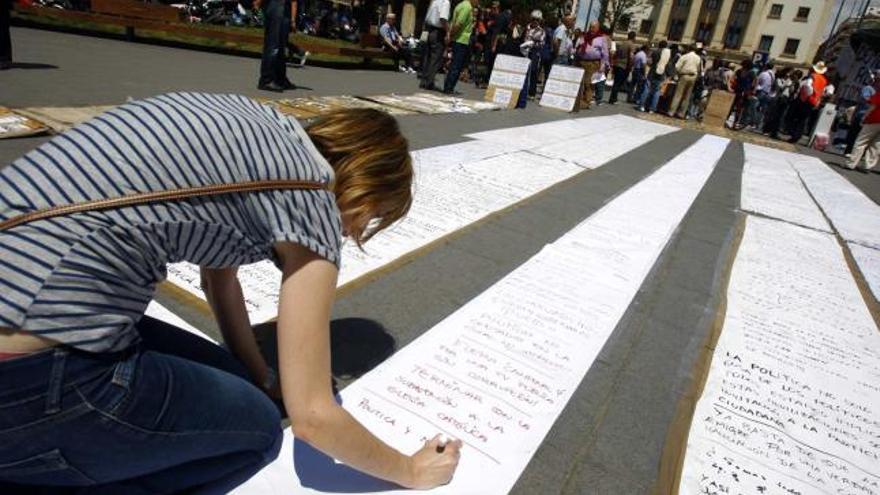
[259,0,292,85]
[443,42,469,93]
[527,51,541,97]
[629,68,645,103]
[0,317,282,494]
[639,75,663,111]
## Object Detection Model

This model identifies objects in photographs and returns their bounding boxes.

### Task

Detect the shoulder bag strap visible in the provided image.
[0,179,327,232]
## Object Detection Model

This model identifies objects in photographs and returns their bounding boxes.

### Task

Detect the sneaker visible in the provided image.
[399,66,408,72]
[298,51,310,67]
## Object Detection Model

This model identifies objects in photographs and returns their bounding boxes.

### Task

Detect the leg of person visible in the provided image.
[0,343,281,494]
[402,47,415,71]
[594,74,605,104]
[258,0,284,88]
[579,61,595,108]
[275,2,292,86]
[847,123,875,169]
[423,29,445,90]
[668,82,685,117]
[527,53,540,97]
[856,123,880,170]
[609,66,624,104]
[846,120,862,155]
[788,101,808,143]
[649,77,663,112]
[0,0,11,68]
[516,65,530,108]
[676,77,695,118]
[443,42,468,93]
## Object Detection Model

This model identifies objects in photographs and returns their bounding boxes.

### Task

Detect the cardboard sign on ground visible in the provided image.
[539,65,585,112]
[702,90,735,128]
[485,54,530,109]
[0,107,49,139]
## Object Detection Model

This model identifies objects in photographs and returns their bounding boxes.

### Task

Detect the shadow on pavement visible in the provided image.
[254,317,397,381]
[7,62,59,70]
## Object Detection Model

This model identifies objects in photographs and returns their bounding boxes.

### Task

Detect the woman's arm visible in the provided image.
[274,242,461,489]
[200,266,273,391]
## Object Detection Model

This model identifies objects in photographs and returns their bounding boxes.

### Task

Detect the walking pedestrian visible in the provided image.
[847,88,880,172]
[420,0,451,91]
[845,70,879,154]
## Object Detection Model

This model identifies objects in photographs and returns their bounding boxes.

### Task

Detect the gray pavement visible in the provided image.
[3,26,880,494]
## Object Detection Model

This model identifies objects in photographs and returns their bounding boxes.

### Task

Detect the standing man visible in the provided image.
[420,0,451,91]
[637,40,669,113]
[443,0,477,95]
[574,20,605,110]
[846,70,879,155]
[629,44,647,103]
[552,15,573,65]
[609,31,635,105]
[1,0,12,70]
[257,0,297,92]
[751,62,775,128]
[788,61,829,143]
[667,44,701,119]
[380,13,416,73]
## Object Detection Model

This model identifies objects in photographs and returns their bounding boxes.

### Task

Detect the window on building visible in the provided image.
[759,35,774,51]
[725,25,743,48]
[695,22,714,42]
[707,0,721,9]
[783,38,800,56]
[768,4,783,18]
[669,18,686,41]
[735,0,750,13]
[796,7,810,20]
[639,19,654,35]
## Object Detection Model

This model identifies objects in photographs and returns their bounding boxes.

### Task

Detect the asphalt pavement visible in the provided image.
[3,26,879,495]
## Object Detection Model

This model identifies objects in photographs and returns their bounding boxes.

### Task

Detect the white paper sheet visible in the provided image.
[680,216,880,495]
[231,135,729,495]
[740,144,831,232]
[849,242,880,302]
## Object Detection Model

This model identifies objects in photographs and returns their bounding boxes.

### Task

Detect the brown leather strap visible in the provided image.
[0,179,327,231]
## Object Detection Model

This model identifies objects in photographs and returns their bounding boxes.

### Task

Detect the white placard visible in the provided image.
[539,65,585,112]
[492,54,532,73]
[491,88,513,107]
[231,135,729,495]
[488,71,526,90]
[680,216,880,495]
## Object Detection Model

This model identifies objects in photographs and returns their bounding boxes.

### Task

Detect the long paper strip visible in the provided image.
[231,135,729,495]
[680,216,880,494]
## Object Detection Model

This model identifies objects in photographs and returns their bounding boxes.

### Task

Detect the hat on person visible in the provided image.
[812,61,828,74]
[530,9,542,19]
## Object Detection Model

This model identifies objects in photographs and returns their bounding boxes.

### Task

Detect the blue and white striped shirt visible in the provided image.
[0,92,342,352]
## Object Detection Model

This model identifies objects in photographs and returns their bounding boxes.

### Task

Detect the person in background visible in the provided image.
[629,44,647,103]
[762,66,793,139]
[787,61,829,143]
[553,15,574,65]
[730,58,755,128]
[540,19,555,88]
[752,62,776,128]
[380,13,417,74]
[574,20,607,109]
[257,0,298,92]
[470,8,489,87]
[847,84,880,172]
[609,30,635,105]
[846,70,880,155]
[420,0,450,91]
[443,0,477,95]
[667,44,701,119]
[522,10,545,100]
[0,0,11,71]
[637,39,669,113]
[721,61,736,91]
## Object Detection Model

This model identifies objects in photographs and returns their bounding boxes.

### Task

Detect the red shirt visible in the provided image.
[864,92,880,125]
[807,73,827,107]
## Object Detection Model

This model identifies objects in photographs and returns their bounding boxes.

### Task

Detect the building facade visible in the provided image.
[623,0,834,66]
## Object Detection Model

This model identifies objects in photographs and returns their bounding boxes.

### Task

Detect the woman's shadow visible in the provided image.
[253,318,402,492]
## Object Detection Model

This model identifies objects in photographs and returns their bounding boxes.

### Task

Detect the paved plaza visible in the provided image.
[2,27,879,495]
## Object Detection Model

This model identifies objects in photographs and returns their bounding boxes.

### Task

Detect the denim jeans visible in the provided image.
[639,75,663,111]
[443,41,469,93]
[629,68,645,103]
[259,0,292,86]
[0,317,282,494]
[527,51,541,97]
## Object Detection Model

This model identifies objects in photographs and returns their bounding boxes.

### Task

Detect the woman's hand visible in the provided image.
[404,435,462,490]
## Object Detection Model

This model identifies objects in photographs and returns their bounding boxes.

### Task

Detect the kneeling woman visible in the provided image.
[0,92,461,493]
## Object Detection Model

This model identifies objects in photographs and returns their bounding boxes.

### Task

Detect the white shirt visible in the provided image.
[425,0,450,28]
[554,24,572,58]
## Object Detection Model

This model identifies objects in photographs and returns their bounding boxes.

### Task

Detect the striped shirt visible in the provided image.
[0,92,342,352]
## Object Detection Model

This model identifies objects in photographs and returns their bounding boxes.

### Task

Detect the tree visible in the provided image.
[598,0,658,33]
